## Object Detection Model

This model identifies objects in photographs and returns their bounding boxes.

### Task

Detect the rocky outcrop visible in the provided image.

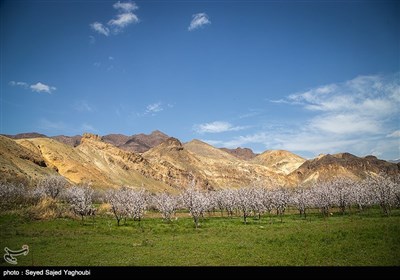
[51,135,82,147]
[220,147,258,160]
[251,150,306,175]
[289,153,400,184]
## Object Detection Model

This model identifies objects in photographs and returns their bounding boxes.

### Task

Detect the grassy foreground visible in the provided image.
[1,210,399,266]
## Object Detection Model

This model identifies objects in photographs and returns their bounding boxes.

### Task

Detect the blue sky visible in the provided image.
[1,0,399,160]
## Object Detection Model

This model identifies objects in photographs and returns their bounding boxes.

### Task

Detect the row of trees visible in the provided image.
[1,174,399,227]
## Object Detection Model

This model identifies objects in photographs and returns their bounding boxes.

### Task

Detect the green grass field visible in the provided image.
[1,210,399,266]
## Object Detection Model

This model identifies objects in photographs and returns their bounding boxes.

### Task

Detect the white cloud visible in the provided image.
[90,22,110,36]
[145,102,163,114]
[288,74,398,116]
[113,1,138,12]
[194,121,246,134]
[30,82,56,94]
[90,1,139,36]
[387,130,400,138]
[9,81,28,88]
[215,73,400,159]
[309,113,381,135]
[108,56,114,60]
[108,12,139,28]
[188,13,211,31]
[10,81,56,94]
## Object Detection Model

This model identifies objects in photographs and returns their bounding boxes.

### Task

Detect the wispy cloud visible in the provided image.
[188,13,211,31]
[74,100,93,112]
[10,81,56,94]
[285,73,399,137]
[194,121,246,134]
[387,130,400,138]
[113,1,138,12]
[212,73,399,159]
[90,22,110,36]
[90,1,139,36]
[145,102,163,115]
[108,12,139,28]
[9,81,28,88]
[238,109,263,119]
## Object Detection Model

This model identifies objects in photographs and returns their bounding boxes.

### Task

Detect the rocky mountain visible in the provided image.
[288,153,400,184]
[0,135,56,185]
[251,150,306,175]
[3,130,170,153]
[145,138,289,189]
[102,134,130,147]
[1,132,47,139]
[1,132,399,191]
[219,147,258,160]
[51,135,82,147]
[119,130,169,153]
[13,133,176,192]
[100,130,170,153]
[185,140,240,162]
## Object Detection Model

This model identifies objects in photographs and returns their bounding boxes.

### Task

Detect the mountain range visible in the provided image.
[1,131,399,191]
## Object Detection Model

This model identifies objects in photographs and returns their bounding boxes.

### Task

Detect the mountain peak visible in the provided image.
[163,137,183,148]
[252,149,306,175]
[332,152,357,159]
[150,130,168,137]
[82,133,102,142]
[187,139,209,146]
[184,139,239,161]
[220,147,258,161]
[2,132,48,139]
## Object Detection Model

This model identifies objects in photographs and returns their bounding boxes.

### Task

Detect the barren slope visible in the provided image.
[17,134,176,192]
[251,150,306,175]
[288,153,400,184]
[145,138,291,189]
[0,136,56,185]
[184,140,240,162]
[220,147,258,160]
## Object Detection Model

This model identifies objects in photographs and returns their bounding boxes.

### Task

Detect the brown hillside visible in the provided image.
[145,138,291,190]
[185,140,240,162]
[0,136,56,185]
[120,130,169,153]
[16,134,176,192]
[102,134,130,147]
[2,132,47,139]
[220,147,258,160]
[3,131,399,192]
[251,150,306,175]
[51,135,82,147]
[289,153,400,184]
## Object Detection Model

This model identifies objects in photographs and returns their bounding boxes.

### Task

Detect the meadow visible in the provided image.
[1,209,399,266]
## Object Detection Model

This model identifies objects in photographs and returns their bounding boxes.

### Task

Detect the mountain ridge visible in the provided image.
[1,132,398,191]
